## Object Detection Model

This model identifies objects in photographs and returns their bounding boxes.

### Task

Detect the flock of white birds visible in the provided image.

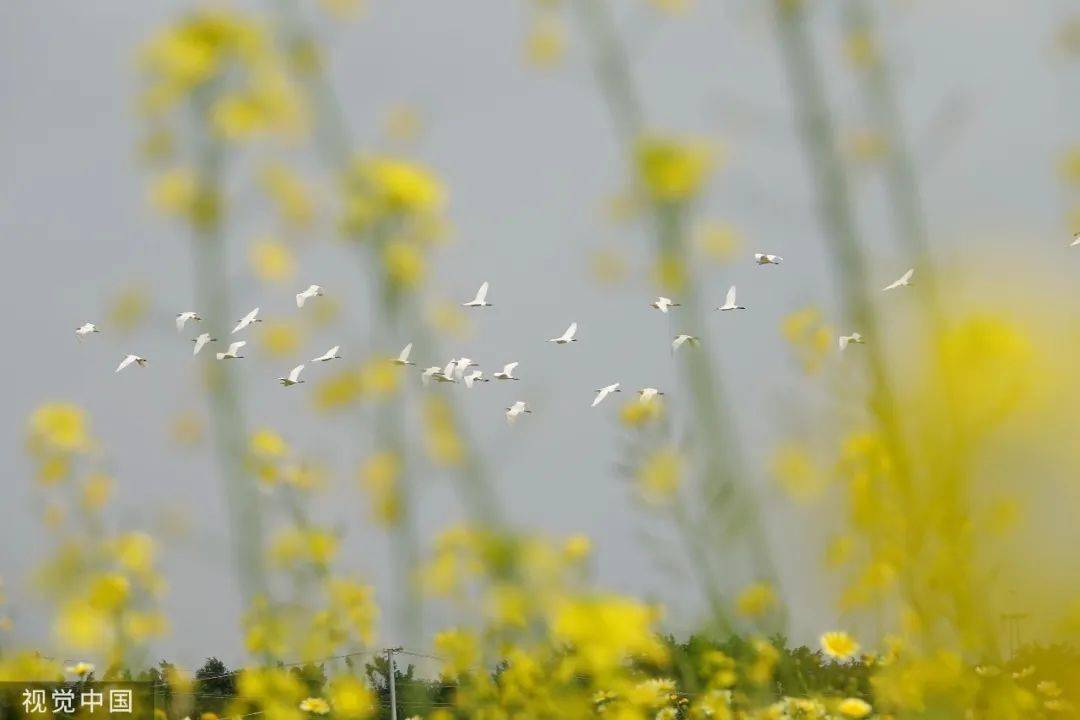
[72,258,948,423]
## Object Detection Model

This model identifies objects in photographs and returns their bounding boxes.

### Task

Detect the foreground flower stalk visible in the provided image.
[575,0,780,630]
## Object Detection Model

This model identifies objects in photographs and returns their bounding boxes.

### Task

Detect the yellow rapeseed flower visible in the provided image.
[113,532,156,574]
[55,601,111,650]
[327,676,374,718]
[149,167,198,217]
[820,631,860,660]
[524,14,566,68]
[635,134,716,203]
[563,534,592,563]
[619,398,664,428]
[383,239,426,289]
[837,698,872,718]
[299,697,330,715]
[250,429,289,458]
[260,164,315,229]
[257,320,302,357]
[694,220,742,263]
[359,451,402,526]
[735,582,776,618]
[365,157,445,215]
[637,446,682,505]
[249,238,295,283]
[29,402,89,453]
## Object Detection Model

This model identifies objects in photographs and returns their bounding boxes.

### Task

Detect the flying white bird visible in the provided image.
[232,307,261,334]
[462,281,492,308]
[1071,232,1080,247]
[638,387,665,403]
[882,268,914,292]
[838,332,864,351]
[591,383,621,407]
[755,253,783,265]
[435,360,459,383]
[279,364,306,386]
[464,371,489,388]
[493,362,519,380]
[393,343,415,366]
[716,286,746,311]
[175,311,201,331]
[651,297,681,313]
[116,354,147,373]
[217,341,246,360]
[505,400,532,424]
[75,323,99,338]
[312,345,342,362]
[192,333,217,356]
[296,284,324,308]
[454,358,478,380]
[421,366,443,386]
[549,322,578,344]
[672,334,700,353]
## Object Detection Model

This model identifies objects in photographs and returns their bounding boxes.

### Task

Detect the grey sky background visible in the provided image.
[2,0,1077,668]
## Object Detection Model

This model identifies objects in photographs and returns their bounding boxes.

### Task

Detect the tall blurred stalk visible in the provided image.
[190,86,267,603]
[576,0,779,632]
[269,0,501,643]
[770,1,906,467]
[841,0,942,323]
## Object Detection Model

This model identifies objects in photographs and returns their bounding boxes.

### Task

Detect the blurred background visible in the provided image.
[2,0,1078,670]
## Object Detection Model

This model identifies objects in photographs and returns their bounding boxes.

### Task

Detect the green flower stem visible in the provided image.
[190,85,267,603]
[576,0,780,629]
[841,0,942,323]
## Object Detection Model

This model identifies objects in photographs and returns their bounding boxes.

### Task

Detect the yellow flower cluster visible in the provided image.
[635,134,717,204]
[139,10,306,140]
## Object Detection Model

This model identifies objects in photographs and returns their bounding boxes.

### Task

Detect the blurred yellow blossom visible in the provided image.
[113,532,156,574]
[299,697,330,715]
[781,306,833,374]
[563,534,591,563]
[635,134,717,203]
[249,238,295,283]
[820,631,860,660]
[735,582,776,618]
[260,164,315,229]
[257,319,302,357]
[845,129,889,165]
[29,402,89,454]
[694,220,742,263]
[250,428,289,459]
[427,299,473,340]
[619,398,663,428]
[424,396,464,467]
[843,29,878,69]
[837,698,872,718]
[771,442,826,502]
[54,601,111,650]
[313,365,366,412]
[327,676,374,718]
[1059,145,1080,186]
[637,445,682,505]
[108,284,151,334]
[359,451,402,526]
[550,596,666,677]
[149,167,198,216]
[383,239,426,289]
[525,14,566,68]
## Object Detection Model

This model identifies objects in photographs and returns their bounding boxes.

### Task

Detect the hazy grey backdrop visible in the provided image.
[2,0,1076,667]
